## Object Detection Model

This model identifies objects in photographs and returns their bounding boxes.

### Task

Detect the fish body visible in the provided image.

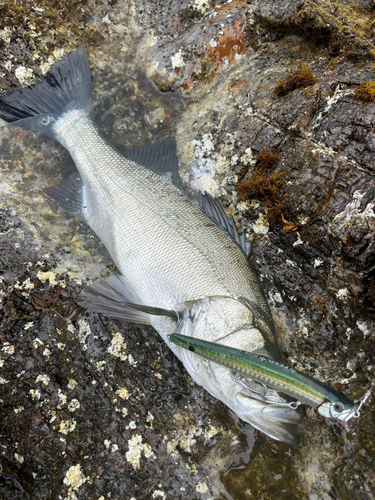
[0,46,302,444]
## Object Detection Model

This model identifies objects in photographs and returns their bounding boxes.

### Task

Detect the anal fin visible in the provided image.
[44,172,85,216]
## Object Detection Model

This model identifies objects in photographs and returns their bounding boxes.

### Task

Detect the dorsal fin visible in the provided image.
[199,192,251,258]
[124,137,182,190]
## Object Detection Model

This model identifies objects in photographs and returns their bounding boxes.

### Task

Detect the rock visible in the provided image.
[0,0,374,499]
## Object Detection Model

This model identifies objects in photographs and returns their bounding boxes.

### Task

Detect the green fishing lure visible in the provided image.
[170,332,358,430]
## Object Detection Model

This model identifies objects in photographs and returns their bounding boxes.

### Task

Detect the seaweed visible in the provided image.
[354,81,375,103]
[255,147,280,171]
[273,63,317,98]
[237,148,285,222]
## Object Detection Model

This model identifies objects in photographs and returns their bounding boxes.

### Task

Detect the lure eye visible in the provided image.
[333,403,344,413]
[39,115,55,126]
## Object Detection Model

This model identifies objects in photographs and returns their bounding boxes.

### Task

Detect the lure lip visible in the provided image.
[317,401,359,430]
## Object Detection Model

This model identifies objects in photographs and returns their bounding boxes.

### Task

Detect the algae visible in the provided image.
[354,80,375,103]
[273,62,317,98]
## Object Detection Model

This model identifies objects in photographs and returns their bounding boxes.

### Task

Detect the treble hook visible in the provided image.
[260,401,302,422]
[352,379,375,419]
[233,373,268,395]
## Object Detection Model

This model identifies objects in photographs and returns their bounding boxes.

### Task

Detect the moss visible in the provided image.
[273,63,316,98]
[354,81,375,103]
[237,148,285,222]
[255,147,280,171]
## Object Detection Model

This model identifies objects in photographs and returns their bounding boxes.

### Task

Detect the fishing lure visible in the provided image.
[170,332,359,430]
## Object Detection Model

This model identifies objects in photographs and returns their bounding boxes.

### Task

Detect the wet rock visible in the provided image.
[254,0,375,60]
[1,0,375,499]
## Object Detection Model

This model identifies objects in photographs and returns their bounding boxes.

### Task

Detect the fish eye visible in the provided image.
[39,115,55,126]
[333,403,344,413]
[188,345,195,352]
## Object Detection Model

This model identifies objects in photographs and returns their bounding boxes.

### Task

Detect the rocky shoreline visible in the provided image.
[0,1,374,498]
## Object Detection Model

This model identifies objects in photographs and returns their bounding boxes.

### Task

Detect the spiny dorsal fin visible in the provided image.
[44,172,85,216]
[199,192,251,258]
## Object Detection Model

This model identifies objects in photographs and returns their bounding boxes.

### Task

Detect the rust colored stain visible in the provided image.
[208,28,249,65]
[181,74,194,90]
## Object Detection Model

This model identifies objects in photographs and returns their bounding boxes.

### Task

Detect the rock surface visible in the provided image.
[1,0,375,499]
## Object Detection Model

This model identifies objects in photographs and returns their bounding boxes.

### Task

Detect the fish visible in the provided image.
[0,46,303,445]
[169,332,358,430]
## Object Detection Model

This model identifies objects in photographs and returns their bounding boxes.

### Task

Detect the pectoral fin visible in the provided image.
[237,296,284,363]
[237,394,301,446]
[261,404,302,424]
[79,273,178,324]
[251,346,273,358]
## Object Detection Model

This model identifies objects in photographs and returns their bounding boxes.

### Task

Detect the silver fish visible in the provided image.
[0,46,301,445]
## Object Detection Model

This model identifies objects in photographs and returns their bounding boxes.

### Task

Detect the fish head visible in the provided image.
[179,295,265,352]
[317,400,358,430]
[176,296,267,399]
[176,296,301,445]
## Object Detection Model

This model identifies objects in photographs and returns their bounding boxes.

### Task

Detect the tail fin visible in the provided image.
[0,46,92,141]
